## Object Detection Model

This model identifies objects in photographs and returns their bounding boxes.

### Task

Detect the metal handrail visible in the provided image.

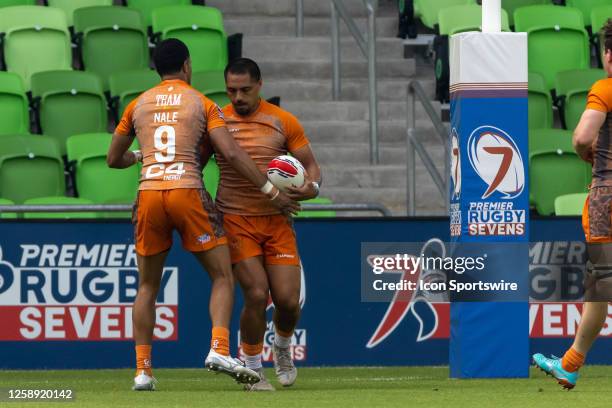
[407,130,445,194]
[331,0,379,164]
[406,80,450,216]
[0,203,392,217]
[296,0,304,37]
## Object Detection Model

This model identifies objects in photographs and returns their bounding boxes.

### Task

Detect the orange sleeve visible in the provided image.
[586,79,612,112]
[202,96,226,132]
[115,98,138,136]
[282,111,309,152]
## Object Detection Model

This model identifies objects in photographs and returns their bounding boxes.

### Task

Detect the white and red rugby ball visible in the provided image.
[267,155,305,192]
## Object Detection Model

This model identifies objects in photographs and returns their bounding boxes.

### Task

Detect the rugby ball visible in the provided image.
[267,155,305,192]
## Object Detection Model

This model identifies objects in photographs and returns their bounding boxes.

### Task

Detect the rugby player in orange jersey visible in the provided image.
[533,20,612,390]
[216,58,322,391]
[106,39,299,391]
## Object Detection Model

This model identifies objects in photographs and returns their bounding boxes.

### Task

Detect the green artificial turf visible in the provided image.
[0,366,610,408]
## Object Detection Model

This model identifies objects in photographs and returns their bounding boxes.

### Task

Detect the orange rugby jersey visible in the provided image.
[115,79,225,190]
[216,100,309,215]
[586,78,612,187]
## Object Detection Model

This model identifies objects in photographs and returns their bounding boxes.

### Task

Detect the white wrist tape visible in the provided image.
[132,150,142,163]
[260,181,274,195]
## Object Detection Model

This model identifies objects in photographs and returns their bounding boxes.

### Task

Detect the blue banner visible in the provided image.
[0,218,608,369]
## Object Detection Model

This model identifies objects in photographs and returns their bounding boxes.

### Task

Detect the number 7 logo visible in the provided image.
[481,146,512,199]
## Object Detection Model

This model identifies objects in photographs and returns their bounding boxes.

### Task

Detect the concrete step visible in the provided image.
[283,101,407,121]
[255,58,415,79]
[314,140,445,163]
[312,142,445,168]
[319,187,447,216]
[208,0,397,17]
[311,143,406,164]
[265,78,433,102]
[301,119,445,144]
[319,186,406,215]
[322,164,408,188]
[303,120,405,144]
[224,16,398,37]
[243,36,404,60]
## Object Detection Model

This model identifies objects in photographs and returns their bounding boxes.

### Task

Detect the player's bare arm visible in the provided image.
[107,133,142,169]
[209,126,300,214]
[573,109,606,164]
[286,144,322,201]
[200,137,214,169]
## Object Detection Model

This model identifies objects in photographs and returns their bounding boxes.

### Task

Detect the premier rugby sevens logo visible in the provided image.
[467,126,524,199]
[450,128,461,200]
[0,247,14,296]
[0,244,178,341]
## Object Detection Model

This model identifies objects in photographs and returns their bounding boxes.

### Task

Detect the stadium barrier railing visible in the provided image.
[406,79,450,216]
[0,203,393,217]
[331,0,379,165]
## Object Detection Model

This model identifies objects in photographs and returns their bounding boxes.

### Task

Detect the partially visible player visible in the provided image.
[533,19,612,390]
[106,39,298,391]
[216,58,321,391]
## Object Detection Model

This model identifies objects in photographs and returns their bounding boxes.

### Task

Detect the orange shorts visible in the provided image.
[132,189,227,256]
[582,186,612,243]
[222,213,300,266]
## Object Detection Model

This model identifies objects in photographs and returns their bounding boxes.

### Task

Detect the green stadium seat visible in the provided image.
[23,196,98,219]
[591,5,612,33]
[591,5,612,65]
[0,6,72,90]
[0,198,17,219]
[125,0,190,28]
[31,70,108,156]
[528,128,579,211]
[48,0,113,27]
[554,192,588,215]
[529,144,591,215]
[74,6,149,90]
[192,70,229,106]
[0,0,36,6]
[515,5,590,90]
[502,0,551,27]
[566,0,610,27]
[109,69,159,118]
[152,6,227,72]
[439,5,510,35]
[414,0,475,30]
[296,197,337,218]
[203,156,219,199]
[66,133,138,217]
[528,128,574,155]
[528,72,553,129]
[529,128,578,212]
[0,72,29,135]
[555,68,606,130]
[192,70,225,90]
[0,135,65,204]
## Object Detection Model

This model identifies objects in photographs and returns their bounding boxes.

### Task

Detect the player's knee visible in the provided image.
[275,295,300,314]
[245,287,269,309]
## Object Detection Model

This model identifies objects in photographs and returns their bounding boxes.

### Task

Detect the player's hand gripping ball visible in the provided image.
[267,155,305,192]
